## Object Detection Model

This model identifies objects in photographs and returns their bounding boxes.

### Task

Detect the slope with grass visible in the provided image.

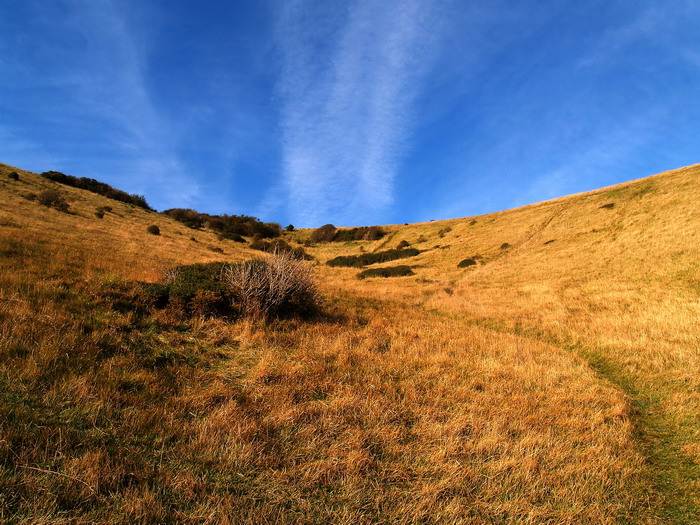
[0,162,698,523]
[299,164,700,522]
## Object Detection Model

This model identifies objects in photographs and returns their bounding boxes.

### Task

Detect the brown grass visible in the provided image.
[1,162,699,522]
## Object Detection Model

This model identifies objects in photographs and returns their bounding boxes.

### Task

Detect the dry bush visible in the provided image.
[146,224,160,235]
[37,190,70,212]
[224,250,318,318]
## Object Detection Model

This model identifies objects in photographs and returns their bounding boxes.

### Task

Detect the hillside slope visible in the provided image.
[0,162,697,523]
[299,164,700,521]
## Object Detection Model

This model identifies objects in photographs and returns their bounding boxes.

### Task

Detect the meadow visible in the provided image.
[0,162,698,523]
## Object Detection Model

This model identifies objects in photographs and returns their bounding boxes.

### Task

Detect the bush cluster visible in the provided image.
[7,171,19,181]
[357,266,414,279]
[309,224,337,243]
[309,224,385,243]
[37,190,70,212]
[41,171,152,210]
[327,248,419,268]
[163,208,281,239]
[249,238,312,260]
[224,252,317,318]
[143,253,317,319]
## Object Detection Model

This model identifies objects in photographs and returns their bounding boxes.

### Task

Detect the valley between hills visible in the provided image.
[1,162,698,523]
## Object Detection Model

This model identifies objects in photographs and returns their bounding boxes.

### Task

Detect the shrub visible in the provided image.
[7,171,19,181]
[286,224,295,232]
[220,232,246,243]
[357,266,414,279]
[142,262,232,316]
[500,242,511,250]
[223,251,318,318]
[458,258,477,268]
[327,226,386,242]
[327,248,419,268]
[396,240,410,249]
[210,246,224,254]
[600,203,615,209]
[310,224,337,243]
[147,225,160,235]
[544,239,556,245]
[250,238,312,260]
[37,190,70,212]
[469,219,477,226]
[163,208,282,238]
[40,171,152,210]
[95,210,105,219]
[97,205,113,213]
[438,226,452,238]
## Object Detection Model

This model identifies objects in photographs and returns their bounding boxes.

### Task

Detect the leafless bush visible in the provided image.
[223,250,318,318]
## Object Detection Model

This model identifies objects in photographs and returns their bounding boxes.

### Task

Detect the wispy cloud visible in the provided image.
[274,0,450,226]
[0,0,198,209]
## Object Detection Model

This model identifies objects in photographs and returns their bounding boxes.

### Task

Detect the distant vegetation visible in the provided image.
[310,223,385,243]
[41,171,152,210]
[147,225,160,235]
[163,208,281,239]
[357,265,414,279]
[7,171,19,181]
[249,238,312,260]
[327,247,419,268]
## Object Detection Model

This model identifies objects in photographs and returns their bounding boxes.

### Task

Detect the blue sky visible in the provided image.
[1,1,699,227]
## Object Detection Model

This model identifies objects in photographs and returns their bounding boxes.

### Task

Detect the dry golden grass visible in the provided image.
[1,162,698,522]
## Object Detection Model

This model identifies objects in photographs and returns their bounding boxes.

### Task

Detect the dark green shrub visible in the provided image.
[37,190,70,212]
[7,171,19,181]
[329,226,386,242]
[500,243,511,250]
[310,224,337,243]
[163,208,282,238]
[41,171,152,210]
[327,248,419,268]
[147,225,160,235]
[220,232,246,243]
[142,262,232,316]
[95,210,105,219]
[458,258,477,268]
[357,266,414,279]
[396,240,410,249]
[286,224,295,232]
[250,238,312,260]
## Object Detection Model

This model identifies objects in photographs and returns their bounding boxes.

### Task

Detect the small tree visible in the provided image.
[147,225,161,235]
[7,172,19,181]
[286,224,295,232]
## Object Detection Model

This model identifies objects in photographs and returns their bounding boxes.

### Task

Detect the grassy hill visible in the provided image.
[0,162,698,523]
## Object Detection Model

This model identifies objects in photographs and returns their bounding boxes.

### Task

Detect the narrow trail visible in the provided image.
[423,307,700,524]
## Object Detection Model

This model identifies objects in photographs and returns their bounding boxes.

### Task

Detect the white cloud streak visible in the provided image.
[2,0,198,209]
[275,0,449,226]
